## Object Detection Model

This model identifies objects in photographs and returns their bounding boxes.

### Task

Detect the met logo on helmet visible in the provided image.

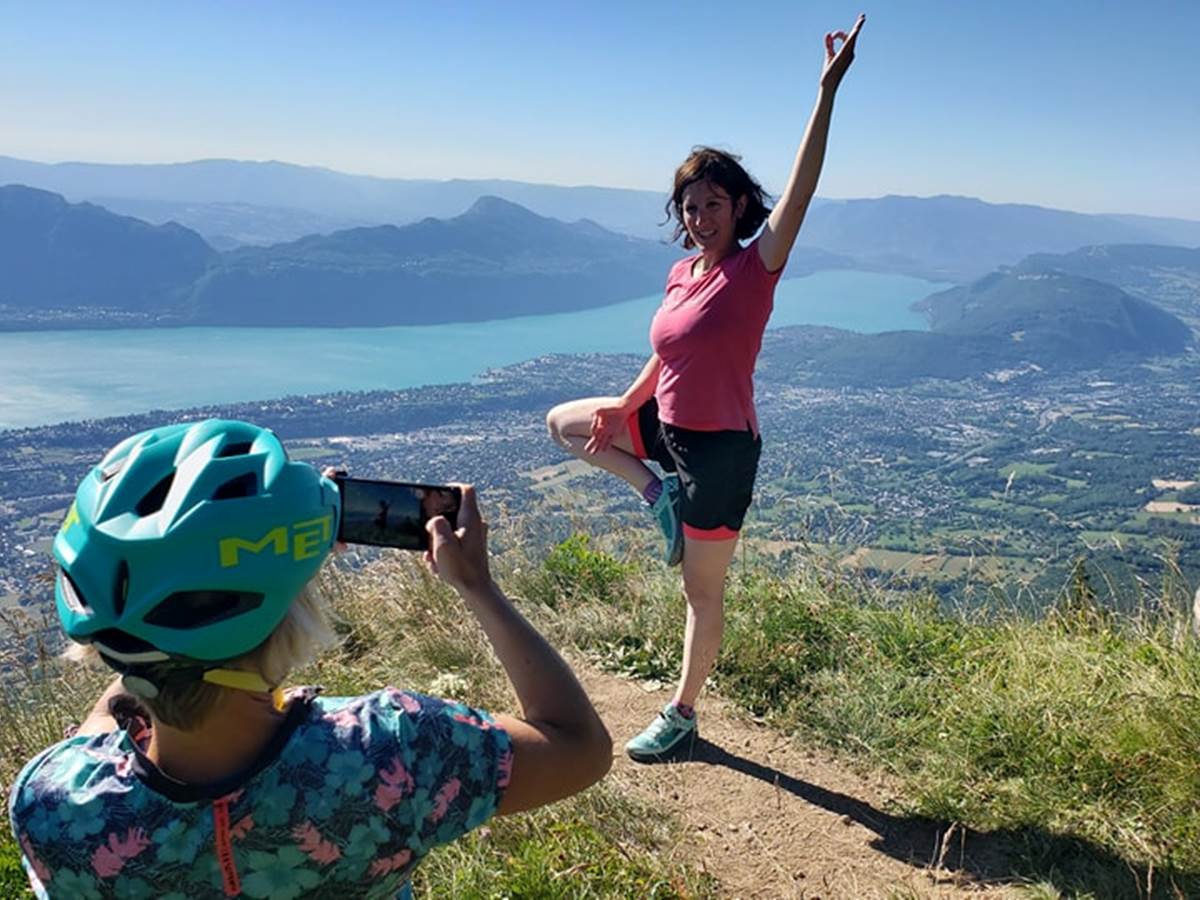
[59,502,80,535]
[218,515,333,568]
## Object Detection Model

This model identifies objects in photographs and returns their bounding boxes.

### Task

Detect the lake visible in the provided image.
[0,270,943,430]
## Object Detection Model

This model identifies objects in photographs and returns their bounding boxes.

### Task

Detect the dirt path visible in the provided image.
[580,668,1021,899]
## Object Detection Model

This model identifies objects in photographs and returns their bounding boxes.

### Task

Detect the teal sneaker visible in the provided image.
[650,474,684,566]
[625,702,697,762]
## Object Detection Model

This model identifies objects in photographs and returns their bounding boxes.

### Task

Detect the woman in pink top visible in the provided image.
[547,15,865,760]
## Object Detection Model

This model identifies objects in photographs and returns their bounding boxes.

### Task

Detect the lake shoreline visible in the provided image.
[0,269,945,430]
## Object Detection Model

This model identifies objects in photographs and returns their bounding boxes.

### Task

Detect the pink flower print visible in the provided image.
[90,828,149,878]
[19,834,51,886]
[293,820,342,865]
[326,706,361,731]
[497,749,513,788]
[375,755,415,811]
[230,815,254,841]
[374,783,404,812]
[380,757,415,792]
[452,712,491,730]
[390,691,422,715]
[429,778,462,823]
[92,845,123,878]
[368,848,413,878]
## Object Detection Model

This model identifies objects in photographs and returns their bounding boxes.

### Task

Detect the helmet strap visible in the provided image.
[202,668,286,711]
[102,653,282,708]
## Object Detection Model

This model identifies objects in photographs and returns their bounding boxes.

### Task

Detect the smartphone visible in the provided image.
[334,476,461,551]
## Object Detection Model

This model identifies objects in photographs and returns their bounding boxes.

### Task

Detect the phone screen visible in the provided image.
[336,477,461,551]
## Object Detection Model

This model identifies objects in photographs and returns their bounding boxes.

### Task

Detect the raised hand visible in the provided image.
[821,13,865,92]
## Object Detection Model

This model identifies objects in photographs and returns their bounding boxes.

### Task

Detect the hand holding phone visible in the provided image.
[424,484,493,596]
[335,476,462,551]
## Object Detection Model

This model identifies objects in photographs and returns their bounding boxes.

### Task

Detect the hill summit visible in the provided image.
[922,270,1192,356]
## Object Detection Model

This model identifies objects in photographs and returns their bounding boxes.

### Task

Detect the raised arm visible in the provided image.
[757,14,865,274]
[426,487,612,814]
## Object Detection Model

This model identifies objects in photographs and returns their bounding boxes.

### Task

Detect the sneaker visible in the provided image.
[650,474,684,566]
[625,702,697,762]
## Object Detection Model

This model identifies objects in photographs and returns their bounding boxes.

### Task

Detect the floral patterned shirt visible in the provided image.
[7,687,512,899]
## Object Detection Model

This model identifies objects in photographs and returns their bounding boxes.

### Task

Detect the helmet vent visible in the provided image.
[100,461,125,482]
[60,570,91,614]
[143,590,265,629]
[91,629,160,657]
[135,472,176,516]
[113,560,130,618]
[212,473,258,501]
[217,441,254,458]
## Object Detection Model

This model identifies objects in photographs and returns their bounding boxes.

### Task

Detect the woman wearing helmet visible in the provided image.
[546,17,865,761]
[8,419,611,899]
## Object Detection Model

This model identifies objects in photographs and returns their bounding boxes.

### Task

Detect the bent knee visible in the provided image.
[681,584,725,612]
[546,405,570,444]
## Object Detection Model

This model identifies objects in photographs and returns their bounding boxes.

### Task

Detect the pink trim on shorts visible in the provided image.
[683,523,740,541]
[627,410,648,459]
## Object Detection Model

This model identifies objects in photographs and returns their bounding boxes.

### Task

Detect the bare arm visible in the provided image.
[619,352,662,410]
[758,14,865,274]
[425,487,611,814]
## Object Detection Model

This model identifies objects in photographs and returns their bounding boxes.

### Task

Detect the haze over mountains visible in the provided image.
[793,195,1200,282]
[0,185,679,327]
[3,155,1198,280]
[0,156,669,246]
[2,154,1198,387]
[0,185,216,311]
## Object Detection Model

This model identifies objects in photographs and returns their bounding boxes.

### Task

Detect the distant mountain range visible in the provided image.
[0,156,670,243]
[183,195,681,326]
[0,185,681,327]
[794,195,1200,282]
[2,178,1196,388]
[2,155,1197,281]
[0,185,215,311]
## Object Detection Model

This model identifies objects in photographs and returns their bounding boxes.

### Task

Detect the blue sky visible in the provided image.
[2,0,1197,219]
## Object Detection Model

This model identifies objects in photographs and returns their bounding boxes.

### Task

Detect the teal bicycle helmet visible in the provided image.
[53,419,340,683]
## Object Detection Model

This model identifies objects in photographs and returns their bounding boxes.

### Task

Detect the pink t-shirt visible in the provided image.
[649,241,781,434]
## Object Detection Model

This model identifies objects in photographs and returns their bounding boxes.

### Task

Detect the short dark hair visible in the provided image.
[665,147,773,250]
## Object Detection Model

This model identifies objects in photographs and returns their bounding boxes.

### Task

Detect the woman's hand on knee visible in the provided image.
[585,403,629,454]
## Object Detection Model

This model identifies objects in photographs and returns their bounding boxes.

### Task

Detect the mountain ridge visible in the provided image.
[4,156,1197,273]
[0,185,682,328]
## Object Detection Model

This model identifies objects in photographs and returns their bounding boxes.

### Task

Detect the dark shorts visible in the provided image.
[627,398,762,540]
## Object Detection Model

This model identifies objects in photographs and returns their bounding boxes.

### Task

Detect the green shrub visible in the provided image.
[0,840,29,898]
[533,533,633,607]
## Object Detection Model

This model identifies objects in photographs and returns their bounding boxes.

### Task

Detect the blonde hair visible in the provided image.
[66,582,339,730]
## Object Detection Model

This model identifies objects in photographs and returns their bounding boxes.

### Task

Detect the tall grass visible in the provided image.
[0,557,714,898]
[511,531,1200,896]
[4,527,1198,897]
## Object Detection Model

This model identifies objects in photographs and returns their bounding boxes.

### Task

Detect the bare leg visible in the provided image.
[673,533,739,709]
[546,397,656,493]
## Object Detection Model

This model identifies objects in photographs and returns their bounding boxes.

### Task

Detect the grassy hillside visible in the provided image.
[3,528,1199,897]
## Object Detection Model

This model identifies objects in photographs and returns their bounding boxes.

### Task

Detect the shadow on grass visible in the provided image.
[650,736,1198,899]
